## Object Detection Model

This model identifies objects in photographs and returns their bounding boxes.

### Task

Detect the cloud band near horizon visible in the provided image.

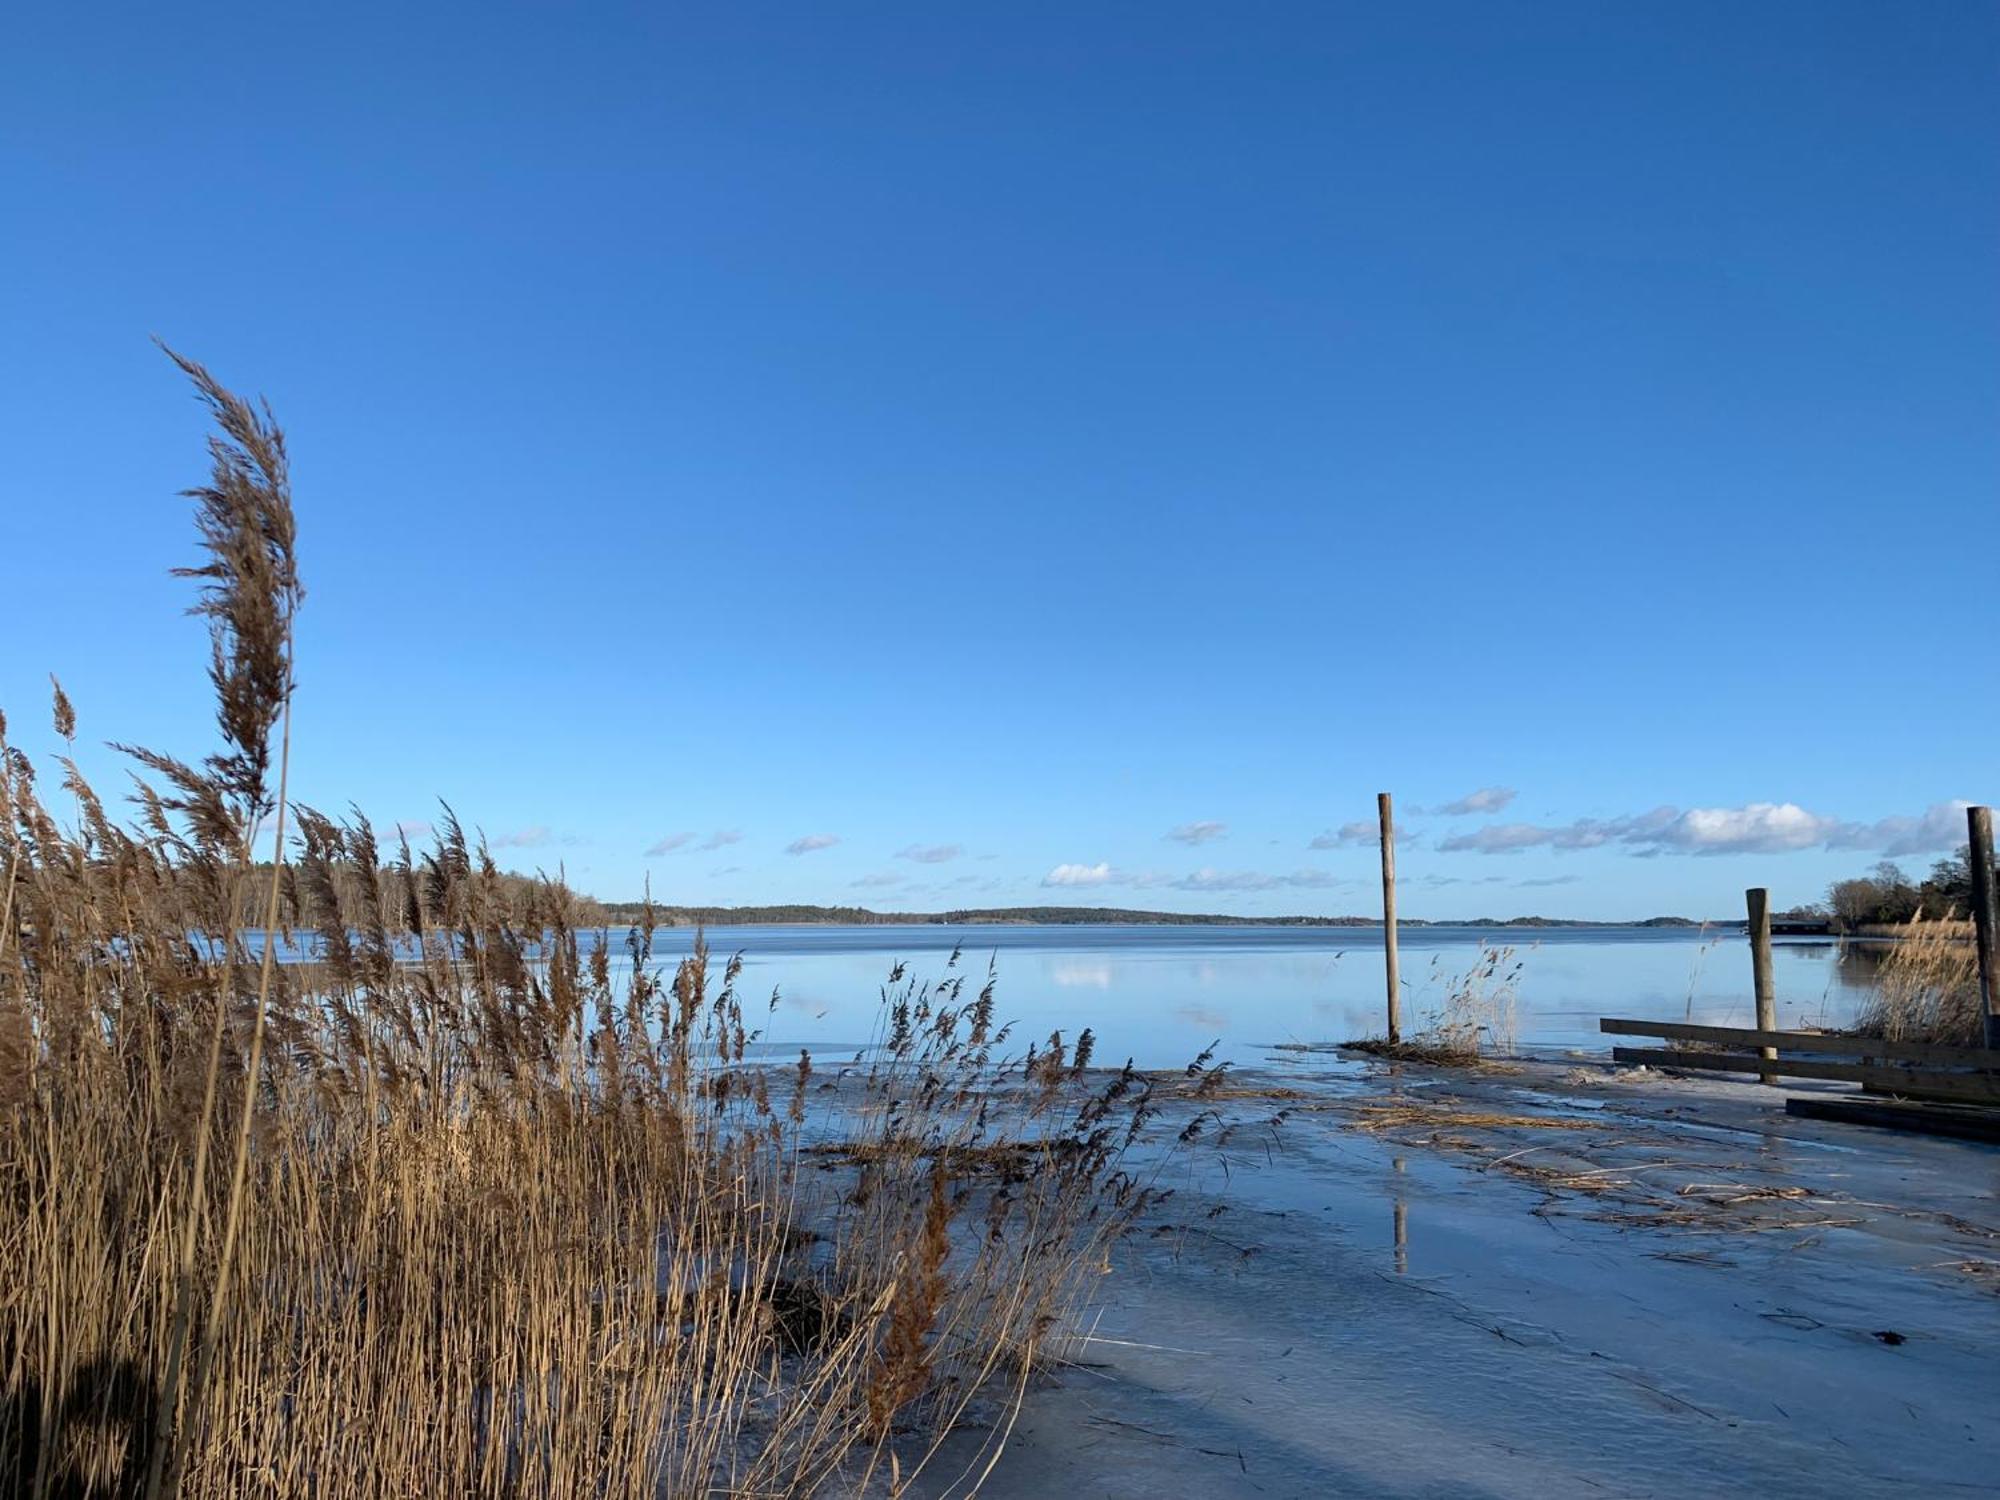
[1437,800,1971,859]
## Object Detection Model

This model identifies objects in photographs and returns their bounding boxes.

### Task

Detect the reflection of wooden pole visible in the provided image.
[1380,792,1400,1044]
[1747,888,1776,1084]
[1392,1155,1408,1276]
[1969,807,2000,1051]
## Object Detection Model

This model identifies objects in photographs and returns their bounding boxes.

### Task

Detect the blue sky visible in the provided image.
[3,1,1995,919]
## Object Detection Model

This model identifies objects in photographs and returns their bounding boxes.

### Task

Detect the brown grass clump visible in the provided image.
[1347,1102,1600,1135]
[1317,943,1527,1065]
[1334,1038,1519,1069]
[0,354,1172,1499]
[1410,943,1524,1059]
[1852,916,1985,1048]
[806,1140,1062,1176]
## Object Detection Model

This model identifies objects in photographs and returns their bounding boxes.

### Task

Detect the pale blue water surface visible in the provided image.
[618,924,1866,1071]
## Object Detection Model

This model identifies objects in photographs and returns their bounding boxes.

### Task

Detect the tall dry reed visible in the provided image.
[0,355,1168,1499]
[1852,917,1982,1048]
[1337,943,1525,1064]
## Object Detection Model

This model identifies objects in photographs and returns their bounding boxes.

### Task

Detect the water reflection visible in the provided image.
[1048,961,1114,989]
[1834,941,1899,983]
[1392,1156,1409,1277]
[593,925,1879,1072]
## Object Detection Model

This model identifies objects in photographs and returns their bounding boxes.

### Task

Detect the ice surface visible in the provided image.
[915,1057,1999,1498]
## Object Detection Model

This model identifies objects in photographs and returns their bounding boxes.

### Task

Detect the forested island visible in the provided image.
[587,903,1709,929]
[249,861,1712,932]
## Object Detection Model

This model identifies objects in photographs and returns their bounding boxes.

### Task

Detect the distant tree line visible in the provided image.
[583,904,1708,930]
[1807,844,1987,930]
[584,903,1383,928]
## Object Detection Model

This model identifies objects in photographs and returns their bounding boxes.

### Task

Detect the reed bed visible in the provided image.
[1336,943,1525,1064]
[1852,916,1984,1049]
[1412,943,1523,1059]
[0,354,1168,1498]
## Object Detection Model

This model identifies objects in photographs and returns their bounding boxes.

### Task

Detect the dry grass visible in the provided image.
[0,355,1171,1498]
[1346,1102,1600,1135]
[1852,916,1985,1048]
[1951,1258,2000,1293]
[1352,1105,1874,1234]
[1332,1038,1519,1069]
[1320,943,1526,1065]
[1417,943,1524,1058]
[1345,1091,1940,1241]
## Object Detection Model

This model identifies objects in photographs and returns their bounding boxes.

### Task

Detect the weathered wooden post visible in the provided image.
[1746,887,1776,1084]
[1969,806,2000,1051]
[1380,792,1401,1044]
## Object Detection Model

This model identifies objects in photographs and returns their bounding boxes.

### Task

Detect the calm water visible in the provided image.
[623,924,1870,1071]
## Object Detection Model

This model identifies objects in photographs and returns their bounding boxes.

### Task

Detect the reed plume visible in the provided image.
[0,352,1166,1500]
[1854,915,1982,1047]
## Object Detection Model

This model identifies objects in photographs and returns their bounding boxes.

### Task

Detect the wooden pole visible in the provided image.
[1379,792,1400,1044]
[1968,806,2000,1052]
[1746,887,1776,1084]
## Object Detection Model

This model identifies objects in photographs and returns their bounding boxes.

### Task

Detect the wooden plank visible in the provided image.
[1610,1047,2000,1105]
[1786,1096,2000,1145]
[1599,1017,2000,1071]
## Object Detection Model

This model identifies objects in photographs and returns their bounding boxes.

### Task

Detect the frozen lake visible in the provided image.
[916,1053,2000,1499]
[627,924,1873,1070]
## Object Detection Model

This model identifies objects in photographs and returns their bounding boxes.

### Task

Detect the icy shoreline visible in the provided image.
[924,1052,1999,1498]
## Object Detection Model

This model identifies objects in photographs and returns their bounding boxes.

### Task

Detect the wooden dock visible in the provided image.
[1598,1016,2000,1136]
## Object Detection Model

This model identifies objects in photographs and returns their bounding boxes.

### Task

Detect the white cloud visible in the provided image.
[700,830,743,851]
[1170,868,1346,893]
[1304,824,1368,848]
[1667,803,1835,854]
[786,833,840,855]
[851,872,905,888]
[1435,786,1517,816]
[897,843,963,864]
[645,831,695,856]
[1165,821,1228,845]
[1309,819,1406,849]
[1437,800,1973,859]
[1828,801,1972,858]
[1043,862,1114,887]
[1440,805,1768,855]
[1438,822,1573,854]
[492,826,553,849]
